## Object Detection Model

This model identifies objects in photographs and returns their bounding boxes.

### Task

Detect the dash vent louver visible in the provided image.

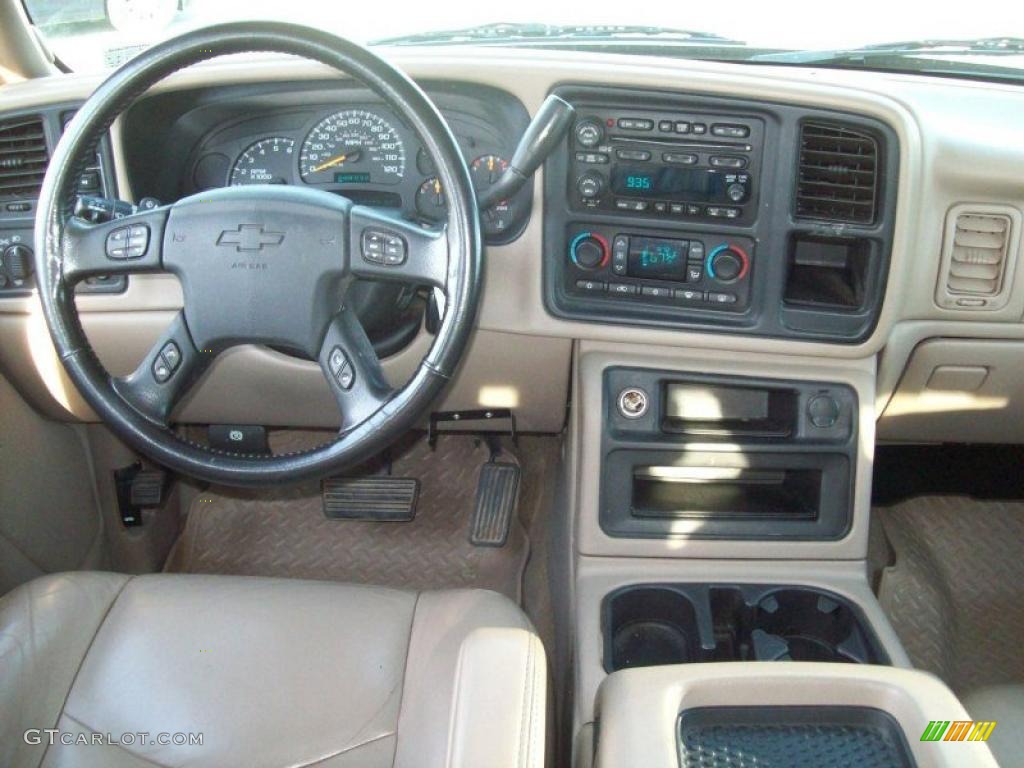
[0,115,48,200]
[796,122,878,224]
[936,205,1021,311]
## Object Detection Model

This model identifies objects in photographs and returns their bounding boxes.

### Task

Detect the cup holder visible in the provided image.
[603,584,887,672]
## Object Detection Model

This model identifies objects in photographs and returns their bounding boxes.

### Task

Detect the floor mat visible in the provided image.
[876,496,1024,695]
[165,432,536,601]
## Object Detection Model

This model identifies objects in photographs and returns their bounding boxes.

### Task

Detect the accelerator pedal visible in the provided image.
[322,477,419,521]
[470,460,521,547]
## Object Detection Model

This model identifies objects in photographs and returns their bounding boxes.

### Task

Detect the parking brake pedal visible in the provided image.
[322,477,419,521]
[470,457,521,547]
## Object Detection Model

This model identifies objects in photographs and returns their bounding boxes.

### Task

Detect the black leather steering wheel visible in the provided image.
[34,22,482,487]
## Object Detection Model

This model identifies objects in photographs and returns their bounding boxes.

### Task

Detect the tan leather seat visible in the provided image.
[0,572,546,768]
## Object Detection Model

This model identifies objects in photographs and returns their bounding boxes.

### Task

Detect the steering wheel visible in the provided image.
[34,22,482,487]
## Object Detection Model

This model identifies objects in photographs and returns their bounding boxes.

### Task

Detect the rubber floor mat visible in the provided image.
[165,433,531,601]
[876,496,1024,695]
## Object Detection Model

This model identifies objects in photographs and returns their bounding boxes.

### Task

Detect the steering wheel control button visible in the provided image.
[160,341,181,371]
[152,341,182,384]
[328,346,355,390]
[361,230,407,266]
[617,387,650,419]
[383,234,407,266]
[105,224,150,260]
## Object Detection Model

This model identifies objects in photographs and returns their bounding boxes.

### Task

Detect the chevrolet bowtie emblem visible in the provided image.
[216,224,285,251]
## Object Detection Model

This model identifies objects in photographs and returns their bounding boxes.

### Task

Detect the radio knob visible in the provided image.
[575,119,604,148]
[708,244,749,283]
[569,232,609,270]
[726,182,747,202]
[576,172,605,201]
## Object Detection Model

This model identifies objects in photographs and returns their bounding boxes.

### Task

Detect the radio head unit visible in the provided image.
[569,109,764,226]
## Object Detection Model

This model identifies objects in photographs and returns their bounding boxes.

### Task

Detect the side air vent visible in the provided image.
[0,116,48,200]
[795,122,878,224]
[936,205,1022,311]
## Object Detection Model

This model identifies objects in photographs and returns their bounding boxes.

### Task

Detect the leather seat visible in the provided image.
[964,685,1024,768]
[0,572,546,768]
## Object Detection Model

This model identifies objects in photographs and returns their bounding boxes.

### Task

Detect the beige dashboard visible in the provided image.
[2,47,1024,441]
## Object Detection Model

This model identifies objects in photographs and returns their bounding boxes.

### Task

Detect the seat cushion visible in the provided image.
[0,572,546,768]
[964,684,1024,768]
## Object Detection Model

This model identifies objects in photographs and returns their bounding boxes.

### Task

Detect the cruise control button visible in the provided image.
[336,363,355,391]
[159,341,181,372]
[105,227,128,258]
[152,357,172,383]
[608,282,639,296]
[328,346,348,377]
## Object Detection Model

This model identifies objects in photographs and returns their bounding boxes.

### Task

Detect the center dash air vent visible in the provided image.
[796,122,878,224]
[936,205,1021,311]
[0,116,48,200]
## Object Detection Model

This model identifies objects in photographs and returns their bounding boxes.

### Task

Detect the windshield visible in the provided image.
[20,0,1024,83]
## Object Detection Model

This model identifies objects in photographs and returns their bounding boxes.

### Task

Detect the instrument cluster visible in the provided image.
[189,102,530,243]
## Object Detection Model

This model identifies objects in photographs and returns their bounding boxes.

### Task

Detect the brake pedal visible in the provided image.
[322,477,418,521]
[470,461,521,547]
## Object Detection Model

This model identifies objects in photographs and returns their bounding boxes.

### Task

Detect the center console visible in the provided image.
[544,86,899,342]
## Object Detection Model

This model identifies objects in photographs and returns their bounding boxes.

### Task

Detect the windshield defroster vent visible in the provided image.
[795,122,878,225]
[0,115,48,201]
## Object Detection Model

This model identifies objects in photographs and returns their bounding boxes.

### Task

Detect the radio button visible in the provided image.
[615,199,648,212]
[618,118,653,130]
[575,151,609,164]
[616,149,652,161]
[575,119,604,148]
[577,172,605,200]
[712,123,750,138]
[653,202,667,213]
[706,206,741,219]
[674,121,690,134]
[726,182,747,202]
[663,152,697,165]
[686,204,702,216]
[609,282,639,296]
[691,123,707,135]
[641,285,673,299]
[575,279,607,293]
[710,155,748,169]
[658,120,673,132]
[669,203,684,215]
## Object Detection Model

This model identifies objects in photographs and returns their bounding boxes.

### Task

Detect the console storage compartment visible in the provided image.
[604,584,888,672]
[602,369,858,540]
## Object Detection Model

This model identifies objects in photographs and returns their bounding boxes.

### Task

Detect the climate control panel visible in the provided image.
[565,225,754,312]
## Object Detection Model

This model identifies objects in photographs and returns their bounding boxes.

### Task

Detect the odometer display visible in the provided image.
[299,109,405,185]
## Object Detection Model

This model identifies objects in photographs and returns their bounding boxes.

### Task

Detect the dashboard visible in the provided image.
[2,47,1024,443]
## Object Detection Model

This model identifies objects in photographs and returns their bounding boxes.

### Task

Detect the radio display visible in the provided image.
[611,165,727,201]
[626,237,690,281]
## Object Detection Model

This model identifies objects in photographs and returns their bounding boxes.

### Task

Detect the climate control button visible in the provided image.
[569,232,610,270]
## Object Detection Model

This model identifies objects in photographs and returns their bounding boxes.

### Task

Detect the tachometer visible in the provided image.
[229,137,295,186]
[299,109,405,185]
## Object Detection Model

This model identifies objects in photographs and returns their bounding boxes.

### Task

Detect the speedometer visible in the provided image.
[299,109,405,186]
